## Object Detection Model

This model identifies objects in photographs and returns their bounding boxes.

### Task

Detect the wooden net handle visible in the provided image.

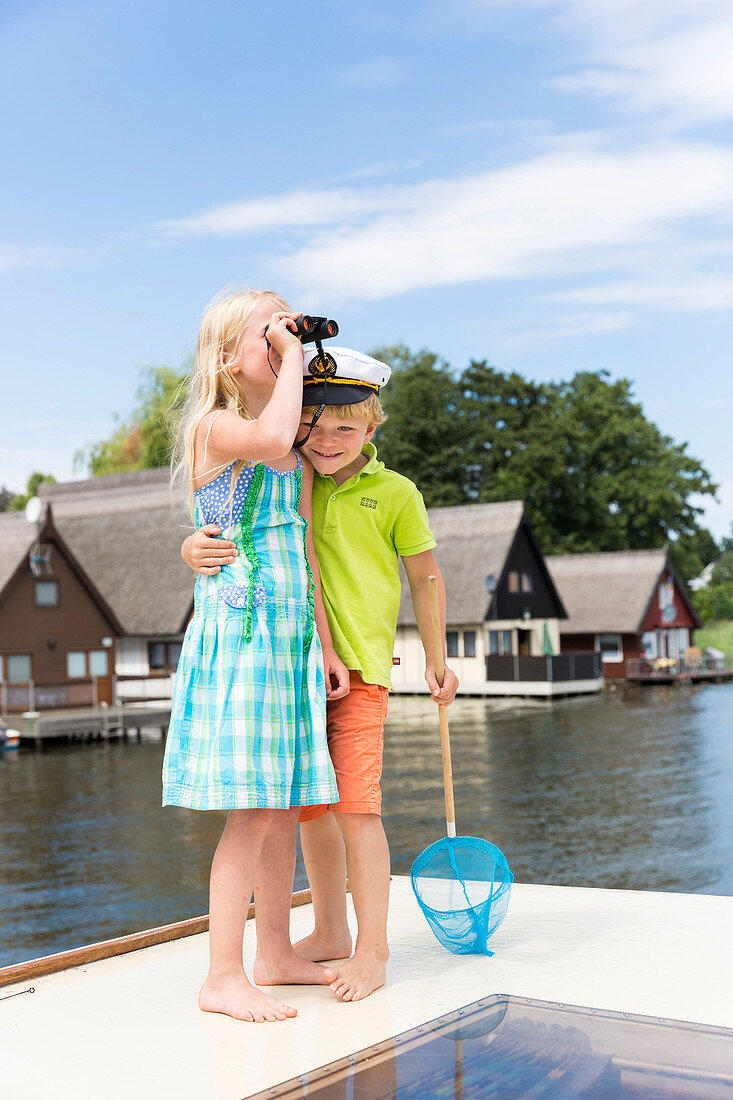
[428,575,456,838]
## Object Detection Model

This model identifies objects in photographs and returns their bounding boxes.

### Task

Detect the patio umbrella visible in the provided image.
[542,620,553,656]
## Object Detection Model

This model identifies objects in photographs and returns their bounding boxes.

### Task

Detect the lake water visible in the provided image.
[2,683,732,969]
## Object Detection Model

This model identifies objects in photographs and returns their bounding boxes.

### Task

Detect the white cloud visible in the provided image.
[159,138,733,304]
[548,277,733,312]
[503,311,634,346]
[156,187,414,236]
[339,58,409,90]
[470,0,733,125]
[271,140,733,300]
[0,244,64,271]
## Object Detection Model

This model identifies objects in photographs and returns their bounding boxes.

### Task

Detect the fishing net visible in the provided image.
[411,834,513,955]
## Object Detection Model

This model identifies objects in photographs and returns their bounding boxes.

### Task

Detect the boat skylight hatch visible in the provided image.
[247,994,733,1099]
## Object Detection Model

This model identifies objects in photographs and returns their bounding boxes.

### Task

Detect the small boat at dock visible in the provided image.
[0,721,20,749]
[1,877,731,1099]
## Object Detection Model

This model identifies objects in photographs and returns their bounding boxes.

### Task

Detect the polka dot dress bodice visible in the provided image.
[192,453,310,617]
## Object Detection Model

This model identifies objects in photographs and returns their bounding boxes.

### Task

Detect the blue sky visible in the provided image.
[2,0,732,538]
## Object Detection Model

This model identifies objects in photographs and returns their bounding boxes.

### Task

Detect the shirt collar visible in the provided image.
[359,441,384,477]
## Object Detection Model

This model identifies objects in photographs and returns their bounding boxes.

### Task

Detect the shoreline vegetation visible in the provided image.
[1,351,725,589]
[695,620,733,653]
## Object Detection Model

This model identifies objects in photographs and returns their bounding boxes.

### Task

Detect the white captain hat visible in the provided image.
[302,346,391,406]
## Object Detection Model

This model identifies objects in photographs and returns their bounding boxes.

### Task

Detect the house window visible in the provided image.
[446,632,459,659]
[463,631,476,658]
[489,630,513,656]
[67,651,87,678]
[641,632,655,659]
[508,572,520,593]
[521,573,533,593]
[35,580,58,607]
[597,634,623,663]
[89,650,109,677]
[5,653,32,682]
[148,641,182,673]
[67,650,110,679]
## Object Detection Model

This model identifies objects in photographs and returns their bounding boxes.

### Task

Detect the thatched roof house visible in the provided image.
[546,548,702,678]
[398,501,566,628]
[38,469,193,636]
[0,469,194,708]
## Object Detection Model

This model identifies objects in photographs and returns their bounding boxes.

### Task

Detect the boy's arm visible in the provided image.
[299,457,350,701]
[402,549,459,704]
[181,526,237,574]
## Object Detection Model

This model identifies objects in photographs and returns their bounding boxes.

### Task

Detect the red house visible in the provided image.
[546,549,702,680]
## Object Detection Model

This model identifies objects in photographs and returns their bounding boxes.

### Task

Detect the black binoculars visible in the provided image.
[265,315,338,348]
[293,315,339,344]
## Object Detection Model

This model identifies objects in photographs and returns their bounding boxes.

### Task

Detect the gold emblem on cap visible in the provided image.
[308,351,338,380]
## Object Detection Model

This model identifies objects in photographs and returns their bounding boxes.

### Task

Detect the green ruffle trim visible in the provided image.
[238,463,265,643]
[295,466,316,650]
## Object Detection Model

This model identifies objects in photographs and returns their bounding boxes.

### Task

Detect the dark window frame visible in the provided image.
[148,640,182,675]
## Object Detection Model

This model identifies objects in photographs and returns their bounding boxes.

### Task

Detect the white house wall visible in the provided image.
[115,636,148,676]
[391,618,588,696]
[392,623,487,693]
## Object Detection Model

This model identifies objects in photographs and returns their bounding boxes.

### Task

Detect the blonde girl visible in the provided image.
[164,289,347,1022]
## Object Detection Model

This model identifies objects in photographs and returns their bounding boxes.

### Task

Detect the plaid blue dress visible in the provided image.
[162,452,338,811]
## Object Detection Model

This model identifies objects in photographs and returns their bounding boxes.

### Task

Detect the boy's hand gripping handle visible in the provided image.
[428,575,456,839]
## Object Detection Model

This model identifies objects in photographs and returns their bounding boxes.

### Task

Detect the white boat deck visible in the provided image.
[3,877,732,1100]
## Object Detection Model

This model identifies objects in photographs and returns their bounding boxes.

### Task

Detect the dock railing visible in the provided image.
[485,652,602,683]
[1,678,103,712]
[626,654,733,680]
[114,673,175,704]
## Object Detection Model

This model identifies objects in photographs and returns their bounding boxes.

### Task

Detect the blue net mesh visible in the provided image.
[410,835,513,955]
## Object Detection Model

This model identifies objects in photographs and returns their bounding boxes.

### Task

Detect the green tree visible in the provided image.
[7,471,57,511]
[694,581,733,623]
[76,363,189,476]
[370,345,471,506]
[669,527,720,585]
[367,348,718,567]
[0,486,14,511]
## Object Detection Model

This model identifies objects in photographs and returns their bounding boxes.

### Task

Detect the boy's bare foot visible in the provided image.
[253,946,331,986]
[293,927,352,963]
[323,949,388,1001]
[199,973,296,1022]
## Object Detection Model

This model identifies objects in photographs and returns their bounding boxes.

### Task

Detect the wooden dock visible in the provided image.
[6,705,170,746]
[623,668,733,686]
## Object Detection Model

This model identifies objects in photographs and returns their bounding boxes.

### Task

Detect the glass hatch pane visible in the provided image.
[250,995,733,1099]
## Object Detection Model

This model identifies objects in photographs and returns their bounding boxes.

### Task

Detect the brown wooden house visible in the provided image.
[0,507,121,709]
[0,469,195,711]
[546,549,702,680]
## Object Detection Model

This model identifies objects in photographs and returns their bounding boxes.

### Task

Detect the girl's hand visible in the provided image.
[265,311,303,358]
[181,525,237,575]
[323,650,350,701]
[425,663,459,705]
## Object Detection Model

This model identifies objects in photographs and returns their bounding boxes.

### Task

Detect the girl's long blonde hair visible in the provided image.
[172,288,290,520]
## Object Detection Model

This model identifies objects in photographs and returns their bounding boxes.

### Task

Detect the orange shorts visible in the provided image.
[299,671,389,821]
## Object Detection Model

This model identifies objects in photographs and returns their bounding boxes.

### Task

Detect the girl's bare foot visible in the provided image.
[199,973,297,1021]
[323,948,388,1001]
[253,946,331,986]
[293,927,352,963]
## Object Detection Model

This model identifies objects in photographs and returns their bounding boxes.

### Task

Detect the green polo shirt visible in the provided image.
[311,443,436,689]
